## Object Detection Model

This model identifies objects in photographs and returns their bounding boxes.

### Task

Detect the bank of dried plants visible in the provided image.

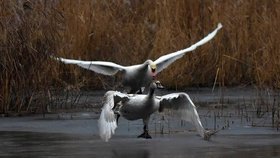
[0,0,279,114]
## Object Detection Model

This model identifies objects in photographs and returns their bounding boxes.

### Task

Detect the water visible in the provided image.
[1,131,280,158]
[0,87,279,157]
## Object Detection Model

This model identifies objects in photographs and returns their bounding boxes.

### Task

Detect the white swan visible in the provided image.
[98,81,213,142]
[55,23,222,93]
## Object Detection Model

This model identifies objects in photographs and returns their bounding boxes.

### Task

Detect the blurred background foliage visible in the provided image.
[0,0,279,113]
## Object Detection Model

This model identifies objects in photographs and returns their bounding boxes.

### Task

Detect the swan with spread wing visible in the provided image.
[54,23,222,93]
[98,81,213,142]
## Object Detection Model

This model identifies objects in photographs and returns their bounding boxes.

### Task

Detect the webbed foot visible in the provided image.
[203,130,219,141]
[137,131,152,139]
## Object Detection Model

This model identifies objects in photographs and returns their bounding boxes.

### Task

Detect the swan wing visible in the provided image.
[98,91,129,142]
[159,93,206,138]
[154,23,223,73]
[54,57,126,76]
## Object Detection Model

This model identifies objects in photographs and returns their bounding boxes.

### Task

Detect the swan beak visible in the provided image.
[151,68,156,77]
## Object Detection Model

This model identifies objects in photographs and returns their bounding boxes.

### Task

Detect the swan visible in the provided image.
[98,81,213,142]
[54,23,222,93]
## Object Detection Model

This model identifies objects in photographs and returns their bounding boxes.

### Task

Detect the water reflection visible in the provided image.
[112,149,150,158]
[0,131,280,158]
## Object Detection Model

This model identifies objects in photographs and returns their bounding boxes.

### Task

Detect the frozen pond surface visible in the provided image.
[0,131,280,158]
[0,88,280,157]
[0,112,280,158]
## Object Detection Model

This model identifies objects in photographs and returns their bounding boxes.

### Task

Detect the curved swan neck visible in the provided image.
[148,83,157,97]
[145,59,153,65]
[138,60,151,72]
[148,88,155,97]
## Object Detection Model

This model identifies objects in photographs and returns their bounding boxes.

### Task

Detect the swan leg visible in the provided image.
[137,118,152,139]
[204,129,220,141]
[136,88,143,94]
[112,102,122,125]
[137,125,152,139]
[116,114,120,125]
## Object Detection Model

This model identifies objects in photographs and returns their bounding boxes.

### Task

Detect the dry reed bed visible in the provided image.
[0,0,279,114]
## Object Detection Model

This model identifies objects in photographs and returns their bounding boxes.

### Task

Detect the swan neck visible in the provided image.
[148,88,155,97]
[138,61,149,72]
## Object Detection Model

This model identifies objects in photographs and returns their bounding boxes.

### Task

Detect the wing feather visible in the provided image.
[54,57,126,76]
[98,91,129,142]
[154,23,223,73]
[159,93,205,138]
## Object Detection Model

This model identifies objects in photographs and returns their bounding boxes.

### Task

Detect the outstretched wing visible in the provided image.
[159,93,206,138]
[54,57,126,76]
[154,23,223,74]
[98,91,129,142]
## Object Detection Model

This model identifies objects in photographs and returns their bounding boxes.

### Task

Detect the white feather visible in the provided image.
[160,93,205,137]
[54,57,125,76]
[98,91,117,142]
[154,23,223,73]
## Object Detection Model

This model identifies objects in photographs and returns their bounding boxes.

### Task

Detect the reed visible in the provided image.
[0,0,279,113]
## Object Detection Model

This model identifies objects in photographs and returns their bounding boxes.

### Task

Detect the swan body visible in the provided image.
[98,81,212,142]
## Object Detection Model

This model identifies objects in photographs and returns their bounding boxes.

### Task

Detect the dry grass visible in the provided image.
[0,0,280,113]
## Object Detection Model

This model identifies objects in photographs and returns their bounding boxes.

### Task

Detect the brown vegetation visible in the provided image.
[0,0,279,113]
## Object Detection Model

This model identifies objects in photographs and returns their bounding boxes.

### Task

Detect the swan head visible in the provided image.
[149,80,164,96]
[150,63,156,73]
[155,80,164,89]
[149,62,157,78]
[145,60,157,77]
[150,80,164,90]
